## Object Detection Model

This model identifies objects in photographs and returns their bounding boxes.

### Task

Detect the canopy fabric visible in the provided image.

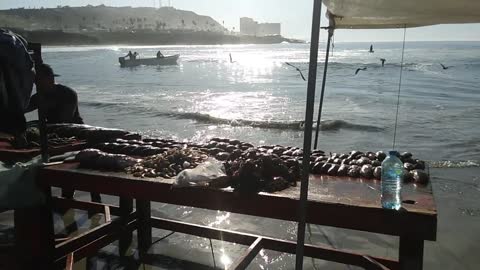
[323,0,480,29]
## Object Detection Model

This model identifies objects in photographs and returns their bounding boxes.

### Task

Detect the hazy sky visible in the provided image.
[1,0,480,41]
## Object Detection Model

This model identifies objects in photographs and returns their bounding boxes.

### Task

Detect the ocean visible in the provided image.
[24,42,480,269]
[35,42,480,166]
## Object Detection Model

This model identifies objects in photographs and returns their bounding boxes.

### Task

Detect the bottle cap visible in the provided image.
[389,151,399,156]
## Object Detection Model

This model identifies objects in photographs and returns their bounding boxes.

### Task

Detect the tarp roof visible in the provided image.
[323,0,480,29]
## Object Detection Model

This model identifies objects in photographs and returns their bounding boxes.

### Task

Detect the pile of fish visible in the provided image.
[75,135,430,193]
[310,150,429,184]
[126,148,207,178]
[47,124,141,144]
[76,148,140,171]
[22,127,78,148]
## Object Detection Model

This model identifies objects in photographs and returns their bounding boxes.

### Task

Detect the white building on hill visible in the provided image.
[240,17,281,36]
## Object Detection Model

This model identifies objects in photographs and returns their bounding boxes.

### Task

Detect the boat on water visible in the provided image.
[118,54,180,67]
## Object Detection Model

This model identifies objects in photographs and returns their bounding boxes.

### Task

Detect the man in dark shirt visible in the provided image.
[26,64,101,202]
[26,63,83,124]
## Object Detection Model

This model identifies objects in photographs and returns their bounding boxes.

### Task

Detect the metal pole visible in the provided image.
[313,28,333,149]
[295,0,322,269]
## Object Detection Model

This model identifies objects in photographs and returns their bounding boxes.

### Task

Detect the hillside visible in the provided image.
[0,5,303,45]
[0,5,225,33]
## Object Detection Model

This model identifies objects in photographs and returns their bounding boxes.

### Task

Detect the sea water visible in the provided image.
[32,42,480,164]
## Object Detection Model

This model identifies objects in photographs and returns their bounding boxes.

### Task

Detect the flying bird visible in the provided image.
[440,63,452,70]
[355,67,367,75]
[285,62,306,81]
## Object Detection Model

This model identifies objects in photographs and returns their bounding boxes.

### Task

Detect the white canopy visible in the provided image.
[323,0,480,29]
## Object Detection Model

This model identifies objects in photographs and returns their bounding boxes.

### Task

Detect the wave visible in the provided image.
[81,99,384,132]
[81,100,129,109]
[428,160,480,168]
[156,111,384,132]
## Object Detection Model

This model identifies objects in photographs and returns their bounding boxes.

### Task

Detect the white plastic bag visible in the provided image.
[174,158,226,187]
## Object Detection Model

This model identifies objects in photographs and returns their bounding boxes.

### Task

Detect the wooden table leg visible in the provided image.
[399,236,424,270]
[119,197,133,257]
[14,186,55,269]
[137,200,152,257]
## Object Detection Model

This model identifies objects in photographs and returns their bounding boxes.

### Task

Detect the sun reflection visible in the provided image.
[208,212,231,227]
[220,253,232,268]
[229,52,277,83]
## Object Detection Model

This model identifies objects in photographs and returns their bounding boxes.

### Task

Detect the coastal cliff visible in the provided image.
[1,5,303,45]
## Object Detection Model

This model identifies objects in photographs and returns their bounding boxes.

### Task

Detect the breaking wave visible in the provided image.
[428,160,480,168]
[156,112,384,132]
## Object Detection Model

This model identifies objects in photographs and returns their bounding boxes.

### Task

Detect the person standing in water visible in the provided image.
[369,44,374,53]
[380,58,386,67]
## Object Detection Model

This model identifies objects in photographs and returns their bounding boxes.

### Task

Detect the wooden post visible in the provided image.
[137,200,152,257]
[14,186,55,269]
[119,197,133,256]
[399,236,424,270]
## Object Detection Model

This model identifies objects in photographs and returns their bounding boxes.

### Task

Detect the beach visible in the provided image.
[6,42,479,269]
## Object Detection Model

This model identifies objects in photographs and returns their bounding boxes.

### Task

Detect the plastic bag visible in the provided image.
[0,156,45,208]
[174,158,226,187]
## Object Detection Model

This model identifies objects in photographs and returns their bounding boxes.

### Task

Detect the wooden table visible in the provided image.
[19,162,437,269]
[0,140,86,163]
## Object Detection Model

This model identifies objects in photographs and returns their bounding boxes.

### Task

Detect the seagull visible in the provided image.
[355,67,367,75]
[440,63,452,70]
[285,62,306,81]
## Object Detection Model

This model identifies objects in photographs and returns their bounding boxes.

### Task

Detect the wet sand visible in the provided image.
[1,167,479,269]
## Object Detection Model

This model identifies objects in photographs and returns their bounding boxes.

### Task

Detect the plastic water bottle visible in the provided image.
[381,151,403,210]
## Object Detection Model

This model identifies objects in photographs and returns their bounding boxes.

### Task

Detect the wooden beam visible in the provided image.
[38,166,437,240]
[150,217,398,270]
[119,197,134,257]
[104,205,111,223]
[54,211,136,259]
[399,236,424,270]
[51,197,121,216]
[55,220,138,267]
[65,253,74,270]
[229,237,263,270]
[137,200,152,257]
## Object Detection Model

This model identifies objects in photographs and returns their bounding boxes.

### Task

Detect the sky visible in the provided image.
[1,0,480,42]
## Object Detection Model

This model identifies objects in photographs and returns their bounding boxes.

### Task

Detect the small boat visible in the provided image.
[118,54,180,67]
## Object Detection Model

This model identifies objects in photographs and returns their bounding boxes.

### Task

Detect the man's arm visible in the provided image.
[24,93,38,113]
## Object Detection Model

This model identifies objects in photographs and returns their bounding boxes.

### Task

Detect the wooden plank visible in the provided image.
[65,253,74,270]
[137,200,152,257]
[104,205,111,223]
[54,211,136,259]
[54,219,138,268]
[0,140,86,163]
[51,197,121,216]
[13,187,55,269]
[150,216,399,270]
[38,163,437,240]
[119,197,134,257]
[229,237,263,270]
[399,236,424,270]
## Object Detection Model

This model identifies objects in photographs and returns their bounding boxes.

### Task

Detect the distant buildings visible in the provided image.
[240,17,281,36]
